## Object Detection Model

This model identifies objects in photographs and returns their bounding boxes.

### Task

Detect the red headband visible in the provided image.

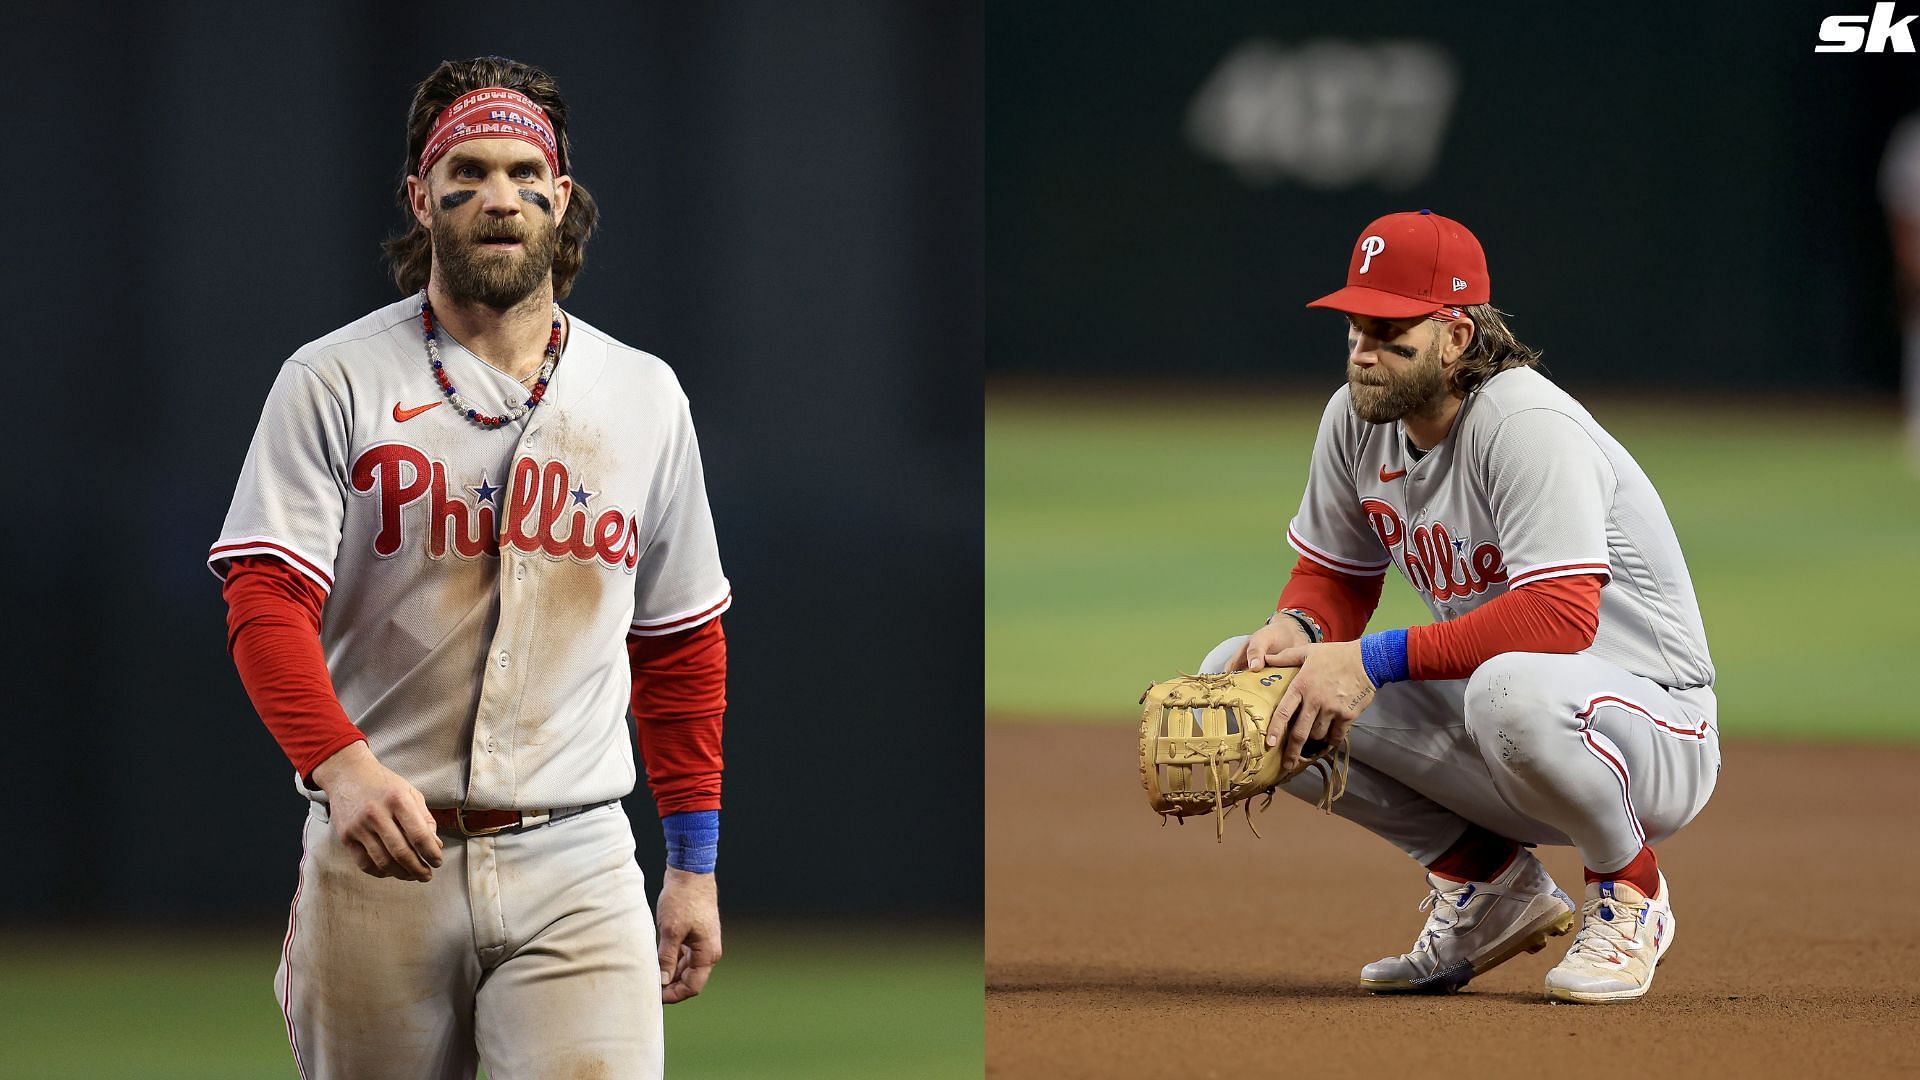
[418,87,561,178]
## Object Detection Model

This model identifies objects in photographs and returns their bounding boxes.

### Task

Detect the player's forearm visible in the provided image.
[641,715,723,870]
[223,558,366,779]
[1364,574,1604,684]
[309,739,377,791]
[629,616,727,841]
[636,714,725,813]
[1276,556,1385,642]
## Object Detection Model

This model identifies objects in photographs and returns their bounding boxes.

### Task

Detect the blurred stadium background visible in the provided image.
[9,3,980,1077]
[986,1,1920,739]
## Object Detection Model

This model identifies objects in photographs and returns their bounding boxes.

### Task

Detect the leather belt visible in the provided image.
[428,800,615,837]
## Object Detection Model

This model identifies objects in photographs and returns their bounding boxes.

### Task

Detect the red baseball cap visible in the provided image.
[1306,209,1490,319]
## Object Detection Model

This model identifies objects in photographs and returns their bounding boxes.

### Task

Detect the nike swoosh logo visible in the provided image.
[393,401,443,423]
[1380,465,1407,482]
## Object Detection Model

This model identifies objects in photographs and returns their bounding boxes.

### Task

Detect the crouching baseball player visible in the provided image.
[1205,210,1719,1003]
[210,57,729,1076]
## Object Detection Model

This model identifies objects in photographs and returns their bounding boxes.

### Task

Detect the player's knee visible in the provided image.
[1463,652,1566,756]
[1198,635,1248,676]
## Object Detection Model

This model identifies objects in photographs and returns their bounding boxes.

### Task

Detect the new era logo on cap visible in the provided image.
[1306,209,1492,319]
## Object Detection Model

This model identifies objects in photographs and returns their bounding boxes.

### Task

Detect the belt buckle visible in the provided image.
[456,805,515,837]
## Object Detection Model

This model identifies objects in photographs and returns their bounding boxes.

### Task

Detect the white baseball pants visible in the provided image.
[275,801,663,1079]
[1202,637,1721,873]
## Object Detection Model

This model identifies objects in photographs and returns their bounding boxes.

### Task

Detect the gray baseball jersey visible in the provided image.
[1286,367,1714,691]
[210,294,731,809]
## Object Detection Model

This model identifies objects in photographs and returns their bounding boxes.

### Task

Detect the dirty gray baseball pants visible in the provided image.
[276,801,663,1080]
[1201,636,1720,872]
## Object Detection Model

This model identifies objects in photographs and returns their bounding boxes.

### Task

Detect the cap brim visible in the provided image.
[1305,286,1447,319]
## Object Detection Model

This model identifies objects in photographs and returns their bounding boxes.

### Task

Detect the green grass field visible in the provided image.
[987,391,1920,740]
[0,923,981,1079]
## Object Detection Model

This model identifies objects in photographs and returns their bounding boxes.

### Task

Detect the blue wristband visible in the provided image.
[1359,629,1410,687]
[662,810,719,873]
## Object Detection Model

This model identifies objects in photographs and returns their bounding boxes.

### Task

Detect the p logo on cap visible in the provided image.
[1358,235,1385,275]
[1307,209,1491,319]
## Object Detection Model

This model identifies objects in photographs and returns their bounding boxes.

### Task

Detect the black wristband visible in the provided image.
[1276,608,1323,644]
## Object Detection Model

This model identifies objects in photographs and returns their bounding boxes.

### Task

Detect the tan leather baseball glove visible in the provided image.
[1139,669,1349,841]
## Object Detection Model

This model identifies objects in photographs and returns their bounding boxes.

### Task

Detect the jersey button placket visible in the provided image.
[479,422,542,807]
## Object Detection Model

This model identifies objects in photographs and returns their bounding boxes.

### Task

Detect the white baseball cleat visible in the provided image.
[1544,873,1676,1004]
[1359,849,1577,994]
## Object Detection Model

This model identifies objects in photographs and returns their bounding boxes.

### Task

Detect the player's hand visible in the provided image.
[1239,616,1313,672]
[655,867,722,1004]
[310,741,444,883]
[1265,641,1375,771]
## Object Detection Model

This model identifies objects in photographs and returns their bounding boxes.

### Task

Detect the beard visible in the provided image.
[1348,338,1448,424]
[430,211,559,310]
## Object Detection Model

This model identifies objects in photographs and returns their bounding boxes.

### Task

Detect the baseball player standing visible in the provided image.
[1203,210,1719,1002]
[211,57,730,1077]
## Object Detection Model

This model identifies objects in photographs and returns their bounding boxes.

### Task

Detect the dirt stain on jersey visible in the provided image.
[516,534,627,751]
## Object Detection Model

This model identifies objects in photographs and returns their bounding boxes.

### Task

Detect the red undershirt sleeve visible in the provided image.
[628,616,727,817]
[1276,556,1385,643]
[222,555,365,780]
[1405,573,1605,681]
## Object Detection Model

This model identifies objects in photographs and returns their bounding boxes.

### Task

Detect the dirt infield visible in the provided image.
[986,724,1920,1079]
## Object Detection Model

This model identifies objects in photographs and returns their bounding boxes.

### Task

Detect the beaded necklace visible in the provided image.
[420,296,561,429]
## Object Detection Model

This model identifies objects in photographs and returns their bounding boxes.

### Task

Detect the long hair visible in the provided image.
[383,56,599,299]
[1450,304,1543,395]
